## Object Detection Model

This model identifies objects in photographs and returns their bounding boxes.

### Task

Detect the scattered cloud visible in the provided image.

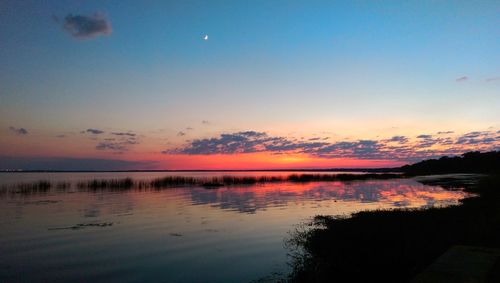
[86,128,104,135]
[163,130,500,162]
[94,134,139,152]
[455,131,492,145]
[486,77,500,82]
[456,76,468,82]
[177,131,186,136]
[416,134,432,139]
[96,141,127,152]
[384,136,408,144]
[59,13,112,39]
[81,129,140,152]
[9,126,28,135]
[111,132,136,137]
[437,131,454,135]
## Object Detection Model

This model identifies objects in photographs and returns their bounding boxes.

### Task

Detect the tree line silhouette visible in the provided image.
[401,151,500,175]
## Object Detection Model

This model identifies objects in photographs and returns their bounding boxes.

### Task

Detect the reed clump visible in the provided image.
[77,178,134,190]
[14,180,52,194]
[147,176,198,188]
[55,182,71,190]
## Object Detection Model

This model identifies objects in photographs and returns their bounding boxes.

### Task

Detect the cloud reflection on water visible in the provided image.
[188,179,470,214]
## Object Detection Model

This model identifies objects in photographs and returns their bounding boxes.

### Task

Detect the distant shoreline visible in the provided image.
[0,168,399,173]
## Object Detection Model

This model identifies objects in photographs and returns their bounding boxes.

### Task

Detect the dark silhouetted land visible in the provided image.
[287,151,500,282]
[401,151,500,175]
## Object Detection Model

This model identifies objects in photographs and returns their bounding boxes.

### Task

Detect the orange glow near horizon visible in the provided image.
[147,152,406,170]
[2,126,499,170]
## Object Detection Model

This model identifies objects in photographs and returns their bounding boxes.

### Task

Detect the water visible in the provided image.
[0,172,472,282]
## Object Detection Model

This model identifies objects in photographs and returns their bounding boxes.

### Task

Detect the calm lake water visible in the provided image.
[0,172,472,283]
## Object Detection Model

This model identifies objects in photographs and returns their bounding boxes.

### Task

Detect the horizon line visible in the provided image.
[0,167,402,173]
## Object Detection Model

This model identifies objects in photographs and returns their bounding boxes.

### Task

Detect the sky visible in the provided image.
[0,0,499,170]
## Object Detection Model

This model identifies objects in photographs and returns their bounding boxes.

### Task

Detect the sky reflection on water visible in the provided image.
[0,174,471,283]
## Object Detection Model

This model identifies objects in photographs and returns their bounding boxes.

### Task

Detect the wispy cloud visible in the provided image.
[384,136,408,144]
[177,131,186,136]
[111,132,136,137]
[456,76,468,82]
[86,128,104,135]
[9,126,28,135]
[486,77,500,82]
[437,131,454,135]
[416,134,432,139]
[96,141,127,152]
[94,134,138,153]
[58,12,112,39]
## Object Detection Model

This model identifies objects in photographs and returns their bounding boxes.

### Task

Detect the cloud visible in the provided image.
[414,138,439,148]
[416,134,432,139]
[167,131,270,154]
[9,126,28,135]
[96,141,127,152]
[202,120,210,125]
[111,132,136,137]
[177,131,186,136]
[462,131,485,138]
[56,134,67,138]
[86,128,104,135]
[163,130,500,163]
[164,131,380,159]
[486,77,500,82]
[456,76,468,82]
[166,131,319,155]
[311,140,382,159]
[61,13,112,39]
[385,136,408,144]
[186,127,194,131]
[437,131,454,135]
[9,127,28,135]
[454,131,496,145]
[94,133,139,152]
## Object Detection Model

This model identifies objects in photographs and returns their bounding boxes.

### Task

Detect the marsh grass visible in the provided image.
[77,177,134,190]
[55,182,71,190]
[0,173,402,194]
[8,180,52,194]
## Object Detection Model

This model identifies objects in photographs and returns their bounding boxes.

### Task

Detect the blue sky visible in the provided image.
[0,0,499,169]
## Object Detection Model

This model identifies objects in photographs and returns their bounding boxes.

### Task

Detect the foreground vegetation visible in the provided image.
[286,174,500,282]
